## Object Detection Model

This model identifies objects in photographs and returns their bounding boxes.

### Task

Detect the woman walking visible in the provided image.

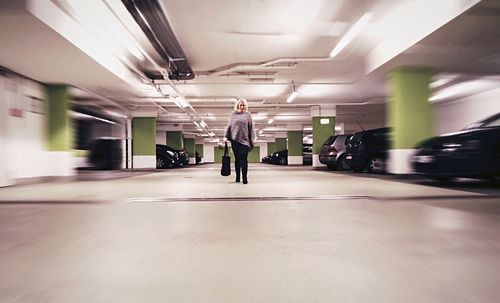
[224,98,256,184]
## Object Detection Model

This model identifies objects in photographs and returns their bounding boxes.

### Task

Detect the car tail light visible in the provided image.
[329,146,338,154]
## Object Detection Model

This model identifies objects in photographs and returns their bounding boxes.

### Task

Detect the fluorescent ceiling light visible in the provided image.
[70,111,116,124]
[193,121,200,128]
[329,12,373,58]
[103,110,127,119]
[173,96,189,109]
[429,79,495,102]
[287,91,299,103]
[268,118,274,124]
[200,120,207,128]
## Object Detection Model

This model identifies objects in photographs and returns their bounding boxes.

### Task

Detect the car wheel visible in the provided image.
[366,157,385,173]
[337,154,350,171]
[156,158,165,169]
[279,158,287,165]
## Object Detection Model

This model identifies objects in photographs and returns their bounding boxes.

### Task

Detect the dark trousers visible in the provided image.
[231,141,250,180]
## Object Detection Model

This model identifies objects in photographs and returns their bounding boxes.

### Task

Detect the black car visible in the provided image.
[303,144,312,165]
[268,149,288,165]
[412,113,500,182]
[156,144,179,169]
[345,128,390,173]
[319,134,352,170]
[163,145,189,166]
[88,138,123,170]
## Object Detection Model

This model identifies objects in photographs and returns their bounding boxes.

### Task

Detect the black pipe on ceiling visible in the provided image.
[122,0,195,81]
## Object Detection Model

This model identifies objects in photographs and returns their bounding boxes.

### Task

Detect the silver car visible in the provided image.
[319,134,352,170]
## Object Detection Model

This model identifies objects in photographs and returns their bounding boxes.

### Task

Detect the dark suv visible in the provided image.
[412,112,500,182]
[345,128,390,173]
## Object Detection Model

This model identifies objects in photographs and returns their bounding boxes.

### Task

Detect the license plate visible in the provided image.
[415,155,434,163]
[346,155,352,160]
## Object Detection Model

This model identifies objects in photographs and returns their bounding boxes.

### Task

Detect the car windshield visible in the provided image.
[463,113,500,130]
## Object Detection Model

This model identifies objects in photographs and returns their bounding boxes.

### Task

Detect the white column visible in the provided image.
[0,76,10,187]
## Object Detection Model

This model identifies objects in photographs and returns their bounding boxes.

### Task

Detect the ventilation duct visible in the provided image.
[122,0,194,80]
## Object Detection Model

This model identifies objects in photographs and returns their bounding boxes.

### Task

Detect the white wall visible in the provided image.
[259,143,268,161]
[156,131,166,145]
[0,76,9,186]
[203,143,216,163]
[434,87,500,135]
[0,74,50,184]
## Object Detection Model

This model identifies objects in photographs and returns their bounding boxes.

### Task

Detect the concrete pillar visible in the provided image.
[267,141,276,155]
[311,106,336,167]
[195,143,204,163]
[183,135,196,165]
[46,85,74,176]
[275,137,287,152]
[388,68,434,174]
[287,124,303,165]
[132,113,157,169]
[166,131,183,150]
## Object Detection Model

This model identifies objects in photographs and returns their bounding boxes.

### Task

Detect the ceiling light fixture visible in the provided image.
[200,120,207,128]
[268,118,274,124]
[286,81,299,103]
[329,12,373,58]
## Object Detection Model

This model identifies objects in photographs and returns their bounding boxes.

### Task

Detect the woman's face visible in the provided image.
[238,102,246,112]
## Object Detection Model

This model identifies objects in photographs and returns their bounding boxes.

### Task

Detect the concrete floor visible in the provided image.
[1,164,499,302]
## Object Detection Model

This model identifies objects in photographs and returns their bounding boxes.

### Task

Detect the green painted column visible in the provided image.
[195,144,204,159]
[312,116,334,167]
[287,130,303,165]
[46,85,72,151]
[166,131,183,149]
[388,68,434,174]
[267,142,276,155]
[183,137,195,164]
[275,138,286,151]
[132,117,156,168]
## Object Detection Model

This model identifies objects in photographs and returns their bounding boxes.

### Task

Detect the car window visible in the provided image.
[481,116,500,128]
[323,136,336,145]
[350,133,363,144]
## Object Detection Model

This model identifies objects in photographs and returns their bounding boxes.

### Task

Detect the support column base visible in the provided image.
[388,149,416,174]
[312,154,326,168]
[288,156,303,165]
[133,156,156,169]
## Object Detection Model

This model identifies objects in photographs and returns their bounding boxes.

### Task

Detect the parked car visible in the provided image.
[269,149,288,165]
[345,128,391,173]
[262,155,271,163]
[319,134,352,170]
[412,113,500,182]
[163,145,189,166]
[156,144,179,169]
[88,138,123,170]
[303,144,312,165]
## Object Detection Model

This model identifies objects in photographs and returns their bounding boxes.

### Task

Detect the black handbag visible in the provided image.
[221,142,231,176]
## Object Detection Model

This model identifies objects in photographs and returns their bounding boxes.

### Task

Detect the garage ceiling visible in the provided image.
[0,0,499,141]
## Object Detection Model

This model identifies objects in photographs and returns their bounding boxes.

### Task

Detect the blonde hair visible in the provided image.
[234,98,248,112]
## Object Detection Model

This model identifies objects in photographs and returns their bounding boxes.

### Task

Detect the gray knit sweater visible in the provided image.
[225,111,256,148]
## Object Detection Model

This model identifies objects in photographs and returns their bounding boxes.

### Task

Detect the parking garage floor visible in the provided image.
[1,164,500,303]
